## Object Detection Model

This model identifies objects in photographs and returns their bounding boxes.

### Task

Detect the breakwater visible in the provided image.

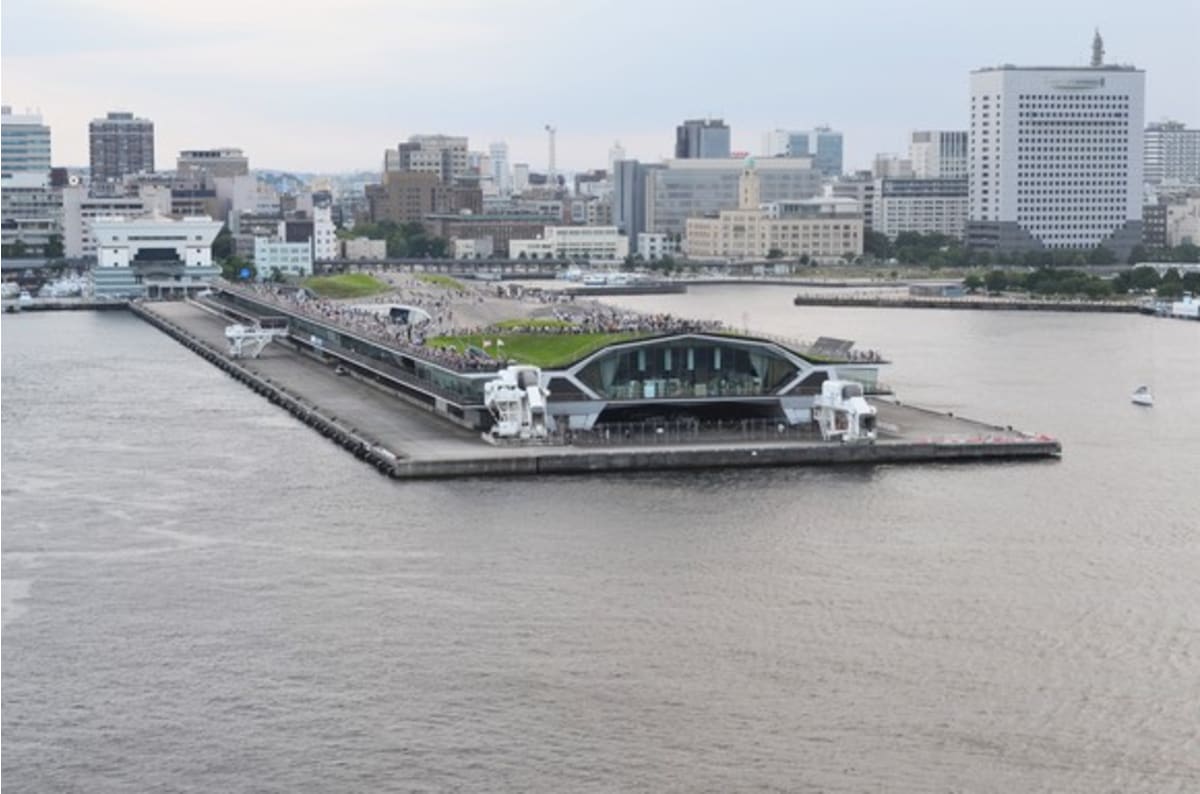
[3,299,129,313]
[792,295,1140,312]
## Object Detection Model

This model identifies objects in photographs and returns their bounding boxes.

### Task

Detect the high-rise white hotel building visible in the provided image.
[966,35,1145,257]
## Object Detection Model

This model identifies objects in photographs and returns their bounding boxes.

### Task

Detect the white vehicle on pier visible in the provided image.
[812,380,878,443]
[483,365,550,443]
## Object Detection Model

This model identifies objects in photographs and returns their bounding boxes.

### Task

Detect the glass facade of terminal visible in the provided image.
[576,338,799,400]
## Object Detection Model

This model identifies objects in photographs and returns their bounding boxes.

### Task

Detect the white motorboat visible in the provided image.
[1131,385,1154,407]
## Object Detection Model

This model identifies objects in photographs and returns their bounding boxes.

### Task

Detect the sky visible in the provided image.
[3,0,1198,176]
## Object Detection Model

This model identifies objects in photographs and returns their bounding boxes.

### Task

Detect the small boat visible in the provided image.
[1131,385,1154,407]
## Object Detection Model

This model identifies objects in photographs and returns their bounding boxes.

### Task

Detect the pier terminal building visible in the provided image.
[210,287,884,432]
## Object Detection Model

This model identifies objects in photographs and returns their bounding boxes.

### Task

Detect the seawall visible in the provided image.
[792,295,1139,313]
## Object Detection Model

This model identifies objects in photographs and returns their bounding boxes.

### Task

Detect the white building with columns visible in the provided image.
[91,213,222,297]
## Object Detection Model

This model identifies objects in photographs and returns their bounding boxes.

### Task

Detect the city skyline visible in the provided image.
[2,0,1198,175]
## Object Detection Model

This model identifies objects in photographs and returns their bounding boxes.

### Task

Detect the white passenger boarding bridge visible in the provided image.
[483,365,550,443]
[812,380,878,443]
[225,321,289,359]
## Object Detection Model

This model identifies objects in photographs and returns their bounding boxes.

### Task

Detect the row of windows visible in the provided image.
[1018,146,1126,151]
[1009,180,1128,186]
[1016,95,1130,103]
[1019,112,1128,119]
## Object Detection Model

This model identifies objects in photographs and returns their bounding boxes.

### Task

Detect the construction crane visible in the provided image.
[544,124,557,190]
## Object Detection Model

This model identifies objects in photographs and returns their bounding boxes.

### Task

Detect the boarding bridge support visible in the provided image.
[225,322,288,359]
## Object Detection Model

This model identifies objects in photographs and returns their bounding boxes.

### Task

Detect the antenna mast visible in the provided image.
[544,124,557,189]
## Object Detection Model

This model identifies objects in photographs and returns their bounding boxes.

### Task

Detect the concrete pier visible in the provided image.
[132,301,1061,479]
[792,294,1139,313]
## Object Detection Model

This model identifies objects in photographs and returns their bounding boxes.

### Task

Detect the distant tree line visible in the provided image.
[340,220,448,258]
[864,231,1200,269]
[964,266,1200,299]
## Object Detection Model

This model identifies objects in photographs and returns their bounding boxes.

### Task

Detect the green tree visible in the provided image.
[1129,266,1161,291]
[44,234,64,259]
[212,225,234,260]
[766,248,784,260]
[1174,242,1200,263]
[984,270,1009,293]
[863,230,892,260]
[221,255,256,281]
[1126,244,1148,266]
[1087,246,1117,265]
[268,267,284,283]
[963,274,983,293]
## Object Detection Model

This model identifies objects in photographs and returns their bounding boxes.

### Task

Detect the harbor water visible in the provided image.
[3,286,1199,792]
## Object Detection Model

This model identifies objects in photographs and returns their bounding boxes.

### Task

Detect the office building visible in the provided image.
[489,141,511,194]
[62,183,171,258]
[873,178,969,240]
[512,163,530,194]
[612,160,660,242]
[683,166,862,262]
[646,157,822,237]
[830,172,876,230]
[1144,121,1200,186]
[967,33,1145,256]
[509,226,628,261]
[365,171,447,225]
[0,183,62,255]
[909,130,968,179]
[452,237,494,259]
[254,237,314,278]
[873,154,914,179]
[1,106,52,179]
[423,213,547,257]
[1165,197,1200,246]
[1141,202,1168,248]
[762,127,844,176]
[637,232,679,261]
[312,203,338,261]
[176,148,249,179]
[608,141,626,174]
[89,111,155,183]
[341,237,388,260]
[386,134,469,184]
[675,118,731,159]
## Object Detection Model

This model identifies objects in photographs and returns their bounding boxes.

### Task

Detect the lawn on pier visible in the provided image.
[303,273,390,299]
[428,329,645,368]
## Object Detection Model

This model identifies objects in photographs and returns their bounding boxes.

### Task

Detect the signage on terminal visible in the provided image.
[1051,78,1105,91]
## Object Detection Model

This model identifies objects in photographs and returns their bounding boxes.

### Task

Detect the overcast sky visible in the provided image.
[3,0,1198,175]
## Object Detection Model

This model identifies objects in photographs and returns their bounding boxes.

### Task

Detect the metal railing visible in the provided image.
[563,418,820,447]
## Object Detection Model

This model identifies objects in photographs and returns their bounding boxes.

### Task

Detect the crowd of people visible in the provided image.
[477,308,725,338]
[230,282,505,372]
[223,279,882,372]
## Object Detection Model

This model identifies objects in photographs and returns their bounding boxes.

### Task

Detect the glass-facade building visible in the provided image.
[675,119,732,159]
[0,106,51,177]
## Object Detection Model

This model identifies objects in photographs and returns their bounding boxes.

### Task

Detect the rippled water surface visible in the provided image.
[3,293,1199,792]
